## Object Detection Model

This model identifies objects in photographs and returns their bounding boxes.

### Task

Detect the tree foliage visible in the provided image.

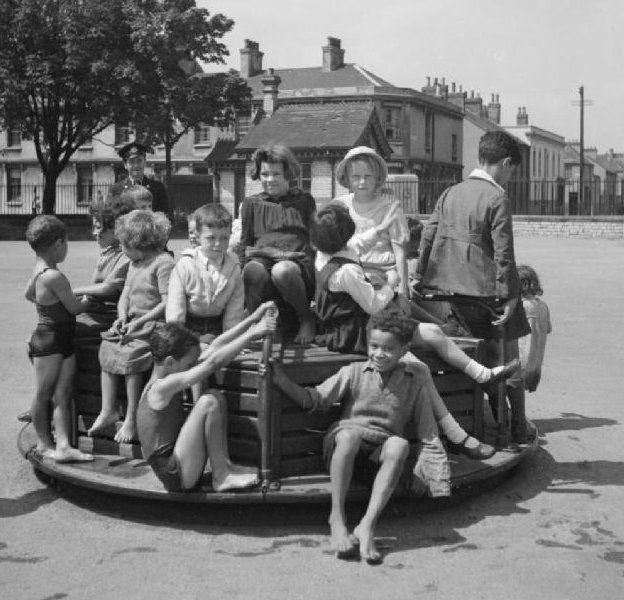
[0,0,249,213]
[128,1,251,186]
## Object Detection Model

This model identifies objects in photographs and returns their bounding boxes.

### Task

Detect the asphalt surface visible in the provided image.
[1,235,623,600]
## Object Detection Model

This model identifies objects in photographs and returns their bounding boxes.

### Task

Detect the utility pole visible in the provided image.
[572,86,593,214]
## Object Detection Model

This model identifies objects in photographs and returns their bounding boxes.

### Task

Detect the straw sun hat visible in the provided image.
[336,146,388,189]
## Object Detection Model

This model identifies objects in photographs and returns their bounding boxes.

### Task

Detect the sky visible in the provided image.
[198,0,624,152]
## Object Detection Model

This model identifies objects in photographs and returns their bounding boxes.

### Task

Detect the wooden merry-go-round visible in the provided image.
[18,329,538,505]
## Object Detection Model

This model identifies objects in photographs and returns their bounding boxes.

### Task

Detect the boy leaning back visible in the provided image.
[273,307,449,564]
[25,216,93,462]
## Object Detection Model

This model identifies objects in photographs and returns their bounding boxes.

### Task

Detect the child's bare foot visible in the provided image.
[114,420,137,444]
[329,514,359,560]
[35,443,56,459]
[228,462,259,475]
[212,471,259,492]
[53,447,94,463]
[353,523,382,565]
[293,316,315,345]
[88,411,120,437]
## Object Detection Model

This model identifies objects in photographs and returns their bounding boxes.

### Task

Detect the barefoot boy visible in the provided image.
[25,216,93,463]
[273,307,449,564]
[136,303,277,492]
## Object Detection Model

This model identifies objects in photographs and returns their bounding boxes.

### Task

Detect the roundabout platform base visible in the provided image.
[18,421,538,505]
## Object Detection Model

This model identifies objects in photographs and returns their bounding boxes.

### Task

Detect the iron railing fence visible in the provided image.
[384,178,624,216]
[1,178,622,217]
[0,179,213,218]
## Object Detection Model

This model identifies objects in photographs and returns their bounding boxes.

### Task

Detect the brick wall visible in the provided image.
[511,216,624,238]
[411,214,624,239]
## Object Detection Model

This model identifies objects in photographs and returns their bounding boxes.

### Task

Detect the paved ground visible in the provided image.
[1,235,623,600]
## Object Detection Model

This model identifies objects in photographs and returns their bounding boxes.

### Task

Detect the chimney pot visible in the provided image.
[451,82,456,93]
[261,68,281,116]
[426,76,431,85]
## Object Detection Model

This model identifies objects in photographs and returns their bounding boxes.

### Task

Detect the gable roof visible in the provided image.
[464,111,528,147]
[235,102,392,159]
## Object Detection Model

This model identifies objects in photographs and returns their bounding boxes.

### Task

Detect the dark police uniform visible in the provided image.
[107,142,172,219]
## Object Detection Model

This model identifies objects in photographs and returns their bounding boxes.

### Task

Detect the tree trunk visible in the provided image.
[42,170,59,214]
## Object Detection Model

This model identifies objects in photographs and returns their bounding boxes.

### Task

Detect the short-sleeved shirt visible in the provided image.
[123,252,174,319]
[306,359,439,445]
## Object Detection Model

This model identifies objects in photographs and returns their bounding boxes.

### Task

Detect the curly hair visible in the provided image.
[119,185,154,209]
[25,215,67,253]
[478,131,522,166]
[310,203,355,254]
[250,145,301,185]
[150,323,199,364]
[115,210,171,251]
[367,306,416,345]
[517,264,543,297]
[90,197,138,232]
[191,203,233,232]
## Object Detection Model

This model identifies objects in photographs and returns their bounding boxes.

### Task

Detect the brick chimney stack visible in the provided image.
[516,106,529,126]
[465,90,484,118]
[421,76,436,95]
[261,68,281,117]
[322,37,345,72]
[487,93,501,124]
[240,39,264,78]
[447,81,466,111]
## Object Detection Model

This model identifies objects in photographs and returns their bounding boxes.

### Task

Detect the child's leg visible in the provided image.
[173,391,258,491]
[415,323,516,384]
[51,355,93,462]
[31,355,64,455]
[88,370,120,436]
[328,429,362,557]
[242,260,272,313]
[114,373,144,443]
[270,260,315,344]
[353,436,409,564]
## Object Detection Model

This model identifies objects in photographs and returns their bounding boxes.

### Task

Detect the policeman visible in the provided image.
[107,142,172,219]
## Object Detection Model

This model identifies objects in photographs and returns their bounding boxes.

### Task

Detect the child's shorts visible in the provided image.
[147,447,185,493]
[99,338,153,375]
[28,323,75,359]
[324,428,384,485]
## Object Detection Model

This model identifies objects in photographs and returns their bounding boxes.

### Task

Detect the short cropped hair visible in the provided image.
[310,203,355,254]
[120,185,154,208]
[115,209,171,251]
[149,323,199,363]
[405,217,423,260]
[90,197,138,232]
[26,215,67,253]
[368,306,416,345]
[517,264,543,297]
[478,131,522,166]
[250,145,301,185]
[191,203,233,232]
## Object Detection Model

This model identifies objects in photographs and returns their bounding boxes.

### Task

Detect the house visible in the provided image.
[1,112,219,216]
[504,108,566,213]
[209,37,465,215]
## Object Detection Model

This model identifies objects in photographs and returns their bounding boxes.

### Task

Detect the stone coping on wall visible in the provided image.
[409,214,624,239]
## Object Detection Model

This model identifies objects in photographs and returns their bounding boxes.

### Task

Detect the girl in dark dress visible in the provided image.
[239,145,316,344]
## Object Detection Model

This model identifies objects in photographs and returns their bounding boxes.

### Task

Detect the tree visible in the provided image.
[128,1,251,187]
[0,0,248,213]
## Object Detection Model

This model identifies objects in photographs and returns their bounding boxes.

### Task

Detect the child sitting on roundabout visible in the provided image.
[312,202,517,460]
[273,306,449,564]
[137,303,277,492]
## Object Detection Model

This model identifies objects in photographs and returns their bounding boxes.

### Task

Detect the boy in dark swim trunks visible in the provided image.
[25,215,93,463]
[136,303,277,492]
